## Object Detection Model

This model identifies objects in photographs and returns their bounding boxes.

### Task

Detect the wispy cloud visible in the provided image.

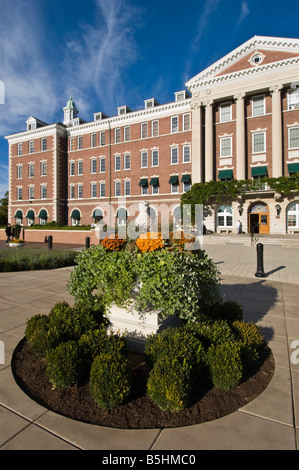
[63,0,142,116]
[237,1,250,26]
[0,0,59,135]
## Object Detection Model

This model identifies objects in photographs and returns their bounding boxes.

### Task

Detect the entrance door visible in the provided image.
[249,203,270,234]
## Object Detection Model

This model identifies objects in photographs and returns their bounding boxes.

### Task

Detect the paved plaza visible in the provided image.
[0,238,298,450]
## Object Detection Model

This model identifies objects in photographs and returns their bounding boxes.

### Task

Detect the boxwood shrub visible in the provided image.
[45,340,82,390]
[147,356,192,411]
[89,350,131,410]
[206,341,243,390]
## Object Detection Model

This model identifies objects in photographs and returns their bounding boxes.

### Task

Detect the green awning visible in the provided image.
[139,178,148,187]
[181,174,191,183]
[149,177,159,186]
[218,169,233,180]
[288,163,299,174]
[251,166,268,177]
[92,209,103,218]
[25,210,35,219]
[14,210,23,219]
[71,209,80,220]
[38,209,48,219]
[169,175,179,184]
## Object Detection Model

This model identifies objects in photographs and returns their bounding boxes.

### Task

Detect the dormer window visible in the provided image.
[117,105,132,115]
[175,90,190,101]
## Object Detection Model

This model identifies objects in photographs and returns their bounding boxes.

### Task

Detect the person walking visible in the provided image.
[5,223,12,245]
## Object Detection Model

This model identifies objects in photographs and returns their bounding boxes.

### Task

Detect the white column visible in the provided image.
[234,93,246,180]
[204,100,214,182]
[191,102,203,183]
[270,85,283,177]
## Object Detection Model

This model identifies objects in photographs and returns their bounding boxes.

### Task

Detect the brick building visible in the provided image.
[5,36,299,235]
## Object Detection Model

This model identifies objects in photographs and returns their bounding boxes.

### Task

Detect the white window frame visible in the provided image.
[124,153,131,170]
[152,120,159,137]
[124,180,131,196]
[252,95,265,117]
[41,161,47,176]
[124,126,131,142]
[183,181,191,193]
[114,154,121,171]
[220,137,232,157]
[91,182,97,198]
[141,122,148,139]
[69,161,75,176]
[17,187,23,200]
[183,145,191,163]
[18,143,22,156]
[78,184,83,199]
[70,184,75,199]
[28,162,35,178]
[141,184,148,196]
[252,132,266,153]
[217,205,233,228]
[100,157,105,173]
[17,164,23,179]
[171,146,179,165]
[289,127,299,149]
[100,131,105,146]
[99,182,106,198]
[70,138,75,151]
[41,185,47,199]
[141,151,148,168]
[152,182,159,195]
[29,186,34,200]
[91,158,97,174]
[29,140,34,154]
[171,116,179,133]
[287,202,299,228]
[183,113,191,131]
[77,136,83,150]
[115,128,121,143]
[151,149,159,167]
[91,133,97,148]
[220,103,232,123]
[171,182,179,194]
[115,180,121,197]
[77,160,83,175]
[41,137,47,151]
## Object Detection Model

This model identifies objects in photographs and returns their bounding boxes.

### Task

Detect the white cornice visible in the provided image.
[186,36,299,90]
[5,123,66,142]
[67,100,191,136]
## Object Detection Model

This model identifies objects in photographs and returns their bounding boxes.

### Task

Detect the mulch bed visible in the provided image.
[12,338,275,429]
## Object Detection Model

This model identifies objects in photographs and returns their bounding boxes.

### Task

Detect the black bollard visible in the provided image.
[85,236,90,249]
[255,243,266,277]
[48,235,53,250]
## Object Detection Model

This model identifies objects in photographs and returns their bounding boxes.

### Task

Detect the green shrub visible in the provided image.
[68,244,222,322]
[79,327,128,369]
[25,314,51,357]
[45,340,82,390]
[147,356,191,411]
[207,341,243,390]
[89,350,131,410]
[0,248,77,272]
[145,326,205,372]
[232,321,264,365]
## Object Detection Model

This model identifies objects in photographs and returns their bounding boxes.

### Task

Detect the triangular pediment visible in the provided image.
[186,36,299,90]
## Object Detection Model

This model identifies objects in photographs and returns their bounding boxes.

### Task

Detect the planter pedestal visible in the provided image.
[108,302,181,353]
[9,243,24,248]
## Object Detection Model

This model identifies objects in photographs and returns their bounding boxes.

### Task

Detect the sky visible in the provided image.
[0,0,299,198]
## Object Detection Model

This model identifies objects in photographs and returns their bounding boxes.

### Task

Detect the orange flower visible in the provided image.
[101,234,126,251]
[136,232,164,253]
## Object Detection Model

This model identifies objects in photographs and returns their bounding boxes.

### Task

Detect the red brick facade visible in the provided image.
[5,36,299,235]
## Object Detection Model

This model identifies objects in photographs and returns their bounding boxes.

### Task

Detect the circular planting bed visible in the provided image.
[12,338,274,429]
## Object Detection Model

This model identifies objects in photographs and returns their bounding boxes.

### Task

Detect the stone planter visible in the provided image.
[9,243,24,248]
[108,301,181,353]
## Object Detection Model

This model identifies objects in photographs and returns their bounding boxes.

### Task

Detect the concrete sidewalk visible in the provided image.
[0,243,298,450]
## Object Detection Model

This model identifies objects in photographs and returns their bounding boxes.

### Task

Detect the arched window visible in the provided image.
[217,205,233,228]
[117,208,127,226]
[287,202,299,228]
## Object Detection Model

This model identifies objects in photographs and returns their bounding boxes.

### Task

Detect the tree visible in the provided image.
[0,191,8,225]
